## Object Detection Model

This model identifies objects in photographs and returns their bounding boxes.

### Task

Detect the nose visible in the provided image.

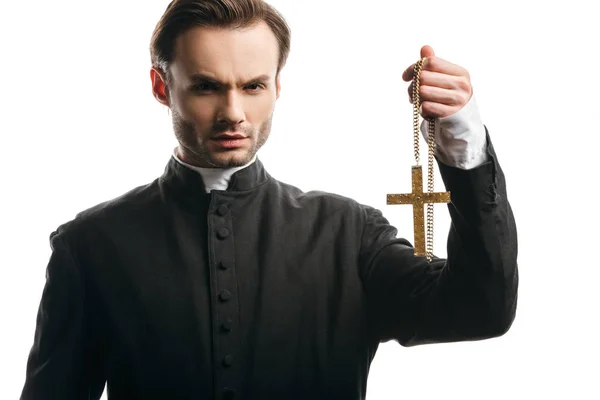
[216,90,245,126]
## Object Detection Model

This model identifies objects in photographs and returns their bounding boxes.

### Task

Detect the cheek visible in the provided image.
[247,93,276,120]
[177,96,215,127]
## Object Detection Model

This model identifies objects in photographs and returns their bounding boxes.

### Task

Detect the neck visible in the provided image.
[171,148,257,193]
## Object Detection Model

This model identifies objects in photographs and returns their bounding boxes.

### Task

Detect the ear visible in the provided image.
[275,74,281,100]
[150,67,170,107]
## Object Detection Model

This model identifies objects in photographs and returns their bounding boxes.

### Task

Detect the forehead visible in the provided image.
[170,21,279,83]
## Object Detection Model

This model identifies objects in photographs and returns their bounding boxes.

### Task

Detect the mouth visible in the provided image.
[213,133,247,140]
[210,134,249,149]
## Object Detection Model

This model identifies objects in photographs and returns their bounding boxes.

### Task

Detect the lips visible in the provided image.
[212,133,247,140]
[210,134,248,150]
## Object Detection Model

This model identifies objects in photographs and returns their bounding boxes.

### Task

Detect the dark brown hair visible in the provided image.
[150,0,291,84]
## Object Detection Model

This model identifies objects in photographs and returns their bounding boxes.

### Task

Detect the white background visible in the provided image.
[1,0,599,398]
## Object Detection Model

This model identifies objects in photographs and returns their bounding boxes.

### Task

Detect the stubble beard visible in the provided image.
[171,106,272,169]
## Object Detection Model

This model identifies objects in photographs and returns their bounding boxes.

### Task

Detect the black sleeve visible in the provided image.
[359,128,519,346]
[20,230,106,399]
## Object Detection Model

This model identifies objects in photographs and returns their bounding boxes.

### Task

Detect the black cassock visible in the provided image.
[21,129,518,400]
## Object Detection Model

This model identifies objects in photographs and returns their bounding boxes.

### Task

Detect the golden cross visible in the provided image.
[387,165,451,257]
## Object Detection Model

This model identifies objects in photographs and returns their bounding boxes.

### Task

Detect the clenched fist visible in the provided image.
[403,45,473,119]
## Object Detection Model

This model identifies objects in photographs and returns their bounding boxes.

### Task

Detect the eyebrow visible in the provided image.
[189,73,271,87]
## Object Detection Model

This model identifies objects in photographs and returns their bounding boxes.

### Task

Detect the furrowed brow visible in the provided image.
[189,73,271,87]
[245,74,271,85]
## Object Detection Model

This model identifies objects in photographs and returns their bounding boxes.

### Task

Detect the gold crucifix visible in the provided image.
[387,165,450,258]
[386,57,451,261]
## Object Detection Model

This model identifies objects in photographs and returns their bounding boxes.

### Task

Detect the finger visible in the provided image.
[420,70,471,92]
[423,56,468,77]
[402,58,429,82]
[420,101,457,119]
[408,82,467,107]
[419,85,468,106]
[402,63,416,82]
[404,54,457,81]
[404,44,436,81]
[421,45,435,59]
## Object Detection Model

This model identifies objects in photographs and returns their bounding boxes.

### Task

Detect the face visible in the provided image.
[151,21,281,168]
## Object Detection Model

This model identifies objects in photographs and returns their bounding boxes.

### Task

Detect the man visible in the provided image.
[20,0,518,399]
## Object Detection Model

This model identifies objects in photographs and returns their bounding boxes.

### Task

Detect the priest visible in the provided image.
[20,0,518,399]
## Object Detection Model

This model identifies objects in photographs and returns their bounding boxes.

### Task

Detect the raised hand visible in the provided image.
[402,45,473,119]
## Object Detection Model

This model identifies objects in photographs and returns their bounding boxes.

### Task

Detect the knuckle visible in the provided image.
[418,86,428,101]
[421,101,433,114]
[425,57,436,70]
[457,77,471,92]
[459,91,470,105]
[452,92,464,105]
[464,91,472,103]
[448,91,464,105]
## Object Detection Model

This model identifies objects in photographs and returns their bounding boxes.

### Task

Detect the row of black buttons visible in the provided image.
[215,203,236,399]
[216,205,230,239]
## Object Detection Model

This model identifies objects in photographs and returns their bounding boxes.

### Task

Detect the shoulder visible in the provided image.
[267,179,398,252]
[267,178,374,220]
[51,178,161,245]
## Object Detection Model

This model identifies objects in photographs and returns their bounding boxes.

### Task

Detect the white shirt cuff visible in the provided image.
[420,94,488,170]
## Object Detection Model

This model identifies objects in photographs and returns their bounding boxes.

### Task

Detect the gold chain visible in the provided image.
[412,58,437,262]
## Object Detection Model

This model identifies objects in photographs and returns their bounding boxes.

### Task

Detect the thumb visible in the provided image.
[420,45,435,59]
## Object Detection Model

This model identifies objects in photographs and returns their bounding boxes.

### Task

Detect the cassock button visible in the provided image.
[217,227,230,239]
[223,354,234,367]
[223,388,236,399]
[219,260,230,270]
[217,204,229,216]
[221,318,233,332]
[219,290,232,301]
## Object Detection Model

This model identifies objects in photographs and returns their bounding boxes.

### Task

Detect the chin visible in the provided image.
[208,150,255,168]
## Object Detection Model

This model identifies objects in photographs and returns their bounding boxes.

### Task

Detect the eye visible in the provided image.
[246,83,265,92]
[193,83,217,92]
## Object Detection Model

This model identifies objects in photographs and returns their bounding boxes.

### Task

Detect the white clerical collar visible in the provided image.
[171,148,257,193]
